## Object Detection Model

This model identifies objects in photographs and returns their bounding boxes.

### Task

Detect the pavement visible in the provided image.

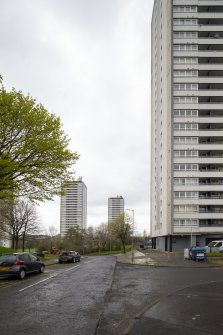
[116,248,223,267]
[43,248,223,268]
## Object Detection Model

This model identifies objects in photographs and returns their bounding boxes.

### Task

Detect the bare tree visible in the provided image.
[84,226,94,253]
[108,213,132,253]
[94,223,110,252]
[0,199,40,250]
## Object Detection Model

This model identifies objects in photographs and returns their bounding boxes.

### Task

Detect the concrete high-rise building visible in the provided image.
[60,177,87,236]
[108,196,124,222]
[151,0,223,251]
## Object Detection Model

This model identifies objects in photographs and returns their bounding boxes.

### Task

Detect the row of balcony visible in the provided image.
[174,110,223,117]
[174,123,223,130]
[175,151,223,158]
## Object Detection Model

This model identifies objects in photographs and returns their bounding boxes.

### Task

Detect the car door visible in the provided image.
[19,254,33,273]
[29,253,40,272]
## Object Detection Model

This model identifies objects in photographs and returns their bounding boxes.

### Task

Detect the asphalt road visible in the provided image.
[0,256,116,335]
[0,256,223,335]
[97,262,223,335]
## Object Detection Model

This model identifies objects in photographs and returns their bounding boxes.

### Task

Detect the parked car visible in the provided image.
[58,251,81,263]
[0,252,45,279]
[205,241,223,253]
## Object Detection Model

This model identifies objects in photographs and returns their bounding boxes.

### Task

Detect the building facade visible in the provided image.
[108,196,124,222]
[151,0,223,251]
[60,177,87,236]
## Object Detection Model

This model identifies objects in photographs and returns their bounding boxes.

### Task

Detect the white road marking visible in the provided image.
[18,274,58,292]
[64,264,80,272]
[18,265,80,292]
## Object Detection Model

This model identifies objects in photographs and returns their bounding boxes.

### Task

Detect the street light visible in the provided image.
[126,209,134,263]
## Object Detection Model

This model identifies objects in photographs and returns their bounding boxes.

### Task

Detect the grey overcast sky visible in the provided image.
[0,0,153,234]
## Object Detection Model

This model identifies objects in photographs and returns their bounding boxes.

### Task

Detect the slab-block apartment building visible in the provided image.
[60,177,87,236]
[108,196,124,222]
[151,0,223,251]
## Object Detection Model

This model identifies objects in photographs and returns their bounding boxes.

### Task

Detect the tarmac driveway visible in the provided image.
[97,253,223,335]
[129,280,223,335]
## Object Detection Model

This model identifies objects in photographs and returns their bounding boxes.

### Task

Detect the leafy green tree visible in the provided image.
[0,81,79,201]
[108,213,132,253]
[63,226,84,252]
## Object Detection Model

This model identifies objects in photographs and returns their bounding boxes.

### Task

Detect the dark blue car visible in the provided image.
[0,252,45,279]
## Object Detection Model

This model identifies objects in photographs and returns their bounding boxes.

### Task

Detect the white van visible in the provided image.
[206,241,223,253]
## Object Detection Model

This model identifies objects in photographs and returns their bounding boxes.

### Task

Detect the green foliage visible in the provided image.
[0,83,79,201]
[206,252,223,257]
[0,246,15,254]
[87,245,132,256]
[63,226,84,251]
[108,213,132,253]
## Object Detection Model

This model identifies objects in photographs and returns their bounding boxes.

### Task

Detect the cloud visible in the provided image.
[0,0,153,234]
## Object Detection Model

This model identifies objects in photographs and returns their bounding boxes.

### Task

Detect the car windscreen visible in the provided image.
[61,252,69,256]
[208,241,217,247]
[0,255,16,263]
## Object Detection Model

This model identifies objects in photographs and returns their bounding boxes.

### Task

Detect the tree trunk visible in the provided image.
[15,237,19,251]
[11,237,15,250]
[22,232,26,252]
[122,241,126,253]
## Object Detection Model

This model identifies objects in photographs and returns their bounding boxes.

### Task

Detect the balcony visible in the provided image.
[174,197,223,205]
[174,184,223,192]
[174,76,223,84]
[199,192,223,199]
[200,219,223,227]
[173,1,223,7]
[199,136,223,145]
[174,130,223,137]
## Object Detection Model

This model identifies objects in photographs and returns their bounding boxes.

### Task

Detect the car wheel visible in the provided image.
[39,265,45,273]
[59,260,62,263]
[18,269,26,280]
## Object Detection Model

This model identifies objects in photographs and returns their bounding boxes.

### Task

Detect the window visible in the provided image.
[174,205,198,212]
[174,219,198,226]
[174,97,198,104]
[30,254,37,261]
[174,123,198,130]
[174,191,198,198]
[174,137,198,144]
[173,70,198,77]
[173,44,198,51]
[173,6,197,13]
[173,19,198,25]
[174,178,198,185]
[174,57,198,64]
[174,110,198,117]
[173,84,198,91]
[173,32,197,39]
[174,150,198,157]
[174,164,198,171]
[19,254,31,261]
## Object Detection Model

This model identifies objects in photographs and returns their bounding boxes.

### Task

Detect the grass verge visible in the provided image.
[86,245,133,256]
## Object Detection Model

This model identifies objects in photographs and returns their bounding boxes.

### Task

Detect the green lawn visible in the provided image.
[206,252,223,257]
[86,245,133,256]
[0,246,60,263]
[0,246,15,254]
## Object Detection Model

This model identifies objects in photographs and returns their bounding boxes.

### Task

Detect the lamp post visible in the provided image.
[126,208,134,263]
[190,223,193,248]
